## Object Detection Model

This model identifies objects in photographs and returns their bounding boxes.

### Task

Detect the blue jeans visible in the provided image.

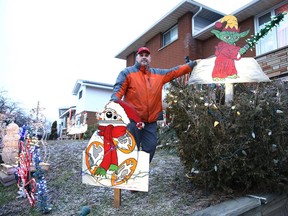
[127,121,157,162]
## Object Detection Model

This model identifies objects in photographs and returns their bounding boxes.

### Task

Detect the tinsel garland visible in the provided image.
[32,145,52,214]
[19,124,29,141]
[245,12,287,49]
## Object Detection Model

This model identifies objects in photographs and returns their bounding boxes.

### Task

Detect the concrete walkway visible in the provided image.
[192,194,288,216]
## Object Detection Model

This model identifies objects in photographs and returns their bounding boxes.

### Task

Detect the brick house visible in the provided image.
[115,0,287,80]
[58,0,287,138]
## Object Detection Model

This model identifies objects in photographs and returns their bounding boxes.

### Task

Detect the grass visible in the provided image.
[0,140,227,215]
[0,183,18,205]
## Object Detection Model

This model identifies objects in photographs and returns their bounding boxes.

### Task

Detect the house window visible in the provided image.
[79,90,82,99]
[76,115,81,126]
[163,25,178,47]
[255,3,288,55]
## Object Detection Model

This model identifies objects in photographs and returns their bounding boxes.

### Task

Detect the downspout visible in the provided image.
[189,5,202,59]
[192,6,202,36]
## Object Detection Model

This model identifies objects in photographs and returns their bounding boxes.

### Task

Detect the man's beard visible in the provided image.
[140,60,149,66]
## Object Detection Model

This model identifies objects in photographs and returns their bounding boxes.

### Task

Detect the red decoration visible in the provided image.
[17,139,36,207]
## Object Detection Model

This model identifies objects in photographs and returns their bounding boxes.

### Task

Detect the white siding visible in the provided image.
[76,85,86,114]
[76,85,113,114]
[194,16,214,35]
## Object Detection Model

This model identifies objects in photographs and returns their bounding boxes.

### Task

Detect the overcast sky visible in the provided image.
[0,0,254,122]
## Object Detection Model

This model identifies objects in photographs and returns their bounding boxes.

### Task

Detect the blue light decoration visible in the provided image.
[32,145,52,214]
[19,124,29,141]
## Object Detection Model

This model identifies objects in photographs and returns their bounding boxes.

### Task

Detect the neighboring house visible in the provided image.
[116,0,288,80]
[58,106,76,138]
[58,79,113,139]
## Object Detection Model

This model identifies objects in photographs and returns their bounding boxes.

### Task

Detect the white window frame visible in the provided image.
[162,25,178,47]
[255,1,288,55]
[78,90,82,99]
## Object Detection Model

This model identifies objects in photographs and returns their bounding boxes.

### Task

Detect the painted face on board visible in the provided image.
[211,30,249,45]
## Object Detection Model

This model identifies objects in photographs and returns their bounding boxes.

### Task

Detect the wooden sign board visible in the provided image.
[82,131,149,192]
[189,57,270,84]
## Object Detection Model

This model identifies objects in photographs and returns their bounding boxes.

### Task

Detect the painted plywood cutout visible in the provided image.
[82,100,149,192]
[189,57,270,84]
[189,14,271,84]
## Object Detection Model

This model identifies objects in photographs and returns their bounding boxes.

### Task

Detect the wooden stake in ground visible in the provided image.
[114,188,121,208]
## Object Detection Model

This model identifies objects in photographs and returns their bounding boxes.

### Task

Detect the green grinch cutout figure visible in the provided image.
[211,15,250,81]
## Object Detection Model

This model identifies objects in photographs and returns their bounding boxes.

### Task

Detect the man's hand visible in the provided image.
[136,122,145,130]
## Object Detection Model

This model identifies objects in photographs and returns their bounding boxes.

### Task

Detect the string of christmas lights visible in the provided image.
[166,80,288,193]
[32,144,52,213]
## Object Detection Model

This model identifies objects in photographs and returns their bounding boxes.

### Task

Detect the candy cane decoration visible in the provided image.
[17,139,37,207]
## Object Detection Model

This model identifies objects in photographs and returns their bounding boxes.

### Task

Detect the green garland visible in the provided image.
[245,12,287,49]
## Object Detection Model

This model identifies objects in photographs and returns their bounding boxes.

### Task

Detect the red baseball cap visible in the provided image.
[137,47,150,54]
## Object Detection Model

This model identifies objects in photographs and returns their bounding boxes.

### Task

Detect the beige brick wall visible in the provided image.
[256,46,288,78]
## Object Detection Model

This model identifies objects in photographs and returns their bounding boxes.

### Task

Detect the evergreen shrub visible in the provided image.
[83,124,98,140]
[166,80,288,193]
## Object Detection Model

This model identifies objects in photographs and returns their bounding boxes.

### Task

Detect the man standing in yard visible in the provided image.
[111,47,199,162]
